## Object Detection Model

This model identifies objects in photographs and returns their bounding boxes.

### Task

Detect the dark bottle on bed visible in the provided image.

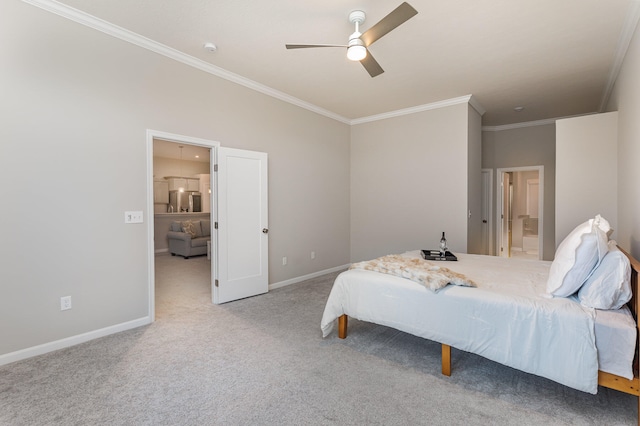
[439,232,447,257]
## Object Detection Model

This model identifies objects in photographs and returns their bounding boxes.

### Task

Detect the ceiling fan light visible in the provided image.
[347,45,367,61]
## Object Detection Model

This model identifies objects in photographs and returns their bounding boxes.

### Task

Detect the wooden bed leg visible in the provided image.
[338,314,348,339]
[442,344,451,376]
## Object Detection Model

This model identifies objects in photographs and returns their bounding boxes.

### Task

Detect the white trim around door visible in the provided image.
[146,129,220,322]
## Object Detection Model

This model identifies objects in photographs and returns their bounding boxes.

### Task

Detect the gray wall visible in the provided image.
[555,112,618,244]
[467,105,483,254]
[0,1,350,357]
[482,124,556,260]
[606,21,640,259]
[350,103,475,262]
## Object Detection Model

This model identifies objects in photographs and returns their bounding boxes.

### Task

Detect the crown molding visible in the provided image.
[350,95,485,125]
[19,1,502,130]
[598,0,640,112]
[19,0,640,130]
[468,95,486,116]
[482,112,598,132]
[482,118,556,132]
[23,0,488,128]
[21,0,352,125]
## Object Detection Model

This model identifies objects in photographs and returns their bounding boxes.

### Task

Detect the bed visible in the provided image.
[321,230,640,422]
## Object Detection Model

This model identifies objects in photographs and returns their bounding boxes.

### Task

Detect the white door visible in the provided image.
[500,172,511,258]
[214,147,268,304]
[526,179,539,218]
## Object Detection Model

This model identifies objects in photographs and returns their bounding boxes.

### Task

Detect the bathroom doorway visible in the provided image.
[496,166,544,260]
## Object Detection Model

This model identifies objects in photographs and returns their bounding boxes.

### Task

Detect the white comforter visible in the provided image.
[321,252,600,393]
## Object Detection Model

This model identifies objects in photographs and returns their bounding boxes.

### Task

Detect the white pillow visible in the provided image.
[591,214,611,235]
[578,242,632,310]
[546,215,610,297]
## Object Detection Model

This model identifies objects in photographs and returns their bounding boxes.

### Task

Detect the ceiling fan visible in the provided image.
[285,2,418,78]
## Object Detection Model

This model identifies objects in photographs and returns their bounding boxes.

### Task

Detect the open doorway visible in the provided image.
[496,166,544,260]
[146,131,219,322]
[152,139,213,319]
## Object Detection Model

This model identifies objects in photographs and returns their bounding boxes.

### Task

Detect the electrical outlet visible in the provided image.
[311,251,316,259]
[282,256,287,266]
[60,296,72,311]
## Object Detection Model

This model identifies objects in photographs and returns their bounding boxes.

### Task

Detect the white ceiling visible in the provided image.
[154,140,211,163]
[50,0,639,127]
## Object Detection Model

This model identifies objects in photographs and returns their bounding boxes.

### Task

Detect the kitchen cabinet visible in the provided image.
[168,177,187,191]
[153,180,169,204]
[166,177,200,191]
[187,178,200,191]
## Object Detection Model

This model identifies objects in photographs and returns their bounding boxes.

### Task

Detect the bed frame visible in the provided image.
[337,248,640,424]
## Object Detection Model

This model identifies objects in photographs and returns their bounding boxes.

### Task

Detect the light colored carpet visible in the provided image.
[0,253,637,425]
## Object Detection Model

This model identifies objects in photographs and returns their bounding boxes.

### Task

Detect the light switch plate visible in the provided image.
[125,211,144,223]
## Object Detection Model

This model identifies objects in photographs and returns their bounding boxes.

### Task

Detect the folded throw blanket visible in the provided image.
[350,255,477,292]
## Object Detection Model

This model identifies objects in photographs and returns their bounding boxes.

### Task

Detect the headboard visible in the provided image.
[620,246,640,321]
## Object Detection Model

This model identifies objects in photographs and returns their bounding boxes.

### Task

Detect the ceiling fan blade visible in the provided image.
[360,51,384,77]
[361,2,418,47]
[285,44,347,49]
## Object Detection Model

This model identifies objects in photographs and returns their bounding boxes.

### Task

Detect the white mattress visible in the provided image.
[321,251,636,393]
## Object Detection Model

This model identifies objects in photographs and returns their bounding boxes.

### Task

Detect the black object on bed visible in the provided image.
[421,250,458,261]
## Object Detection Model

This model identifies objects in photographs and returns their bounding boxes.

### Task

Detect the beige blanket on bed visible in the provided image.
[349,255,477,292]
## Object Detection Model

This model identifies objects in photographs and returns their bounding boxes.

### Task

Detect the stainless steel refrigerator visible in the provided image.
[169,191,202,213]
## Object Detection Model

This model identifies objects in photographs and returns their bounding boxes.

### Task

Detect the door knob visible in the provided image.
[482,220,488,223]
[262,228,269,234]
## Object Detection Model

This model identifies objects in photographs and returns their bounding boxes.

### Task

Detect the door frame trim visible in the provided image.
[146,129,220,322]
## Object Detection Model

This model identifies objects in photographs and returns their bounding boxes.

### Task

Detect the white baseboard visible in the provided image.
[0,316,151,367]
[2,265,347,366]
[155,248,169,254]
[269,264,350,290]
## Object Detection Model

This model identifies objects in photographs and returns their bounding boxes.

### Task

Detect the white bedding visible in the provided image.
[594,306,636,379]
[321,251,637,394]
